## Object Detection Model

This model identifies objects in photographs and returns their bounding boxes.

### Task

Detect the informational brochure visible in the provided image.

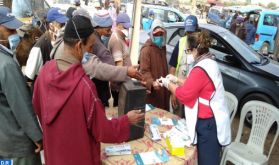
[145,104,155,112]
[0,160,12,165]
[151,116,177,126]
[133,149,169,165]
[105,144,132,156]
[164,119,192,147]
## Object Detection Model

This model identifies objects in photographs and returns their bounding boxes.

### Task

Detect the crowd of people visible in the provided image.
[0,0,231,164]
[229,12,257,45]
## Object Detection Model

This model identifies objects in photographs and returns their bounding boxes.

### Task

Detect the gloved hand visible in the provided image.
[157,77,170,89]
[162,77,170,89]
[166,74,178,83]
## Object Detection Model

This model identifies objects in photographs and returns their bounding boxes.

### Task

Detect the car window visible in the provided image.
[142,7,149,18]
[167,11,180,22]
[209,34,239,66]
[168,28,185,47]
[152,8,165,21]
[221,31,262,64]
[263,14,279,27]
[120,4,127,13]
[212,9,220,15]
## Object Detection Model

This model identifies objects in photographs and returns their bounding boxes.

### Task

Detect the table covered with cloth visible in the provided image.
[101,108,197,165]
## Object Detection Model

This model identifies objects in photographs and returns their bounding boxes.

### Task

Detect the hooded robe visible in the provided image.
[33,58,130,165]
[139,19,170,111]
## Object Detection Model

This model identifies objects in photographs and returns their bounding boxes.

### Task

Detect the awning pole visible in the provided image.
[129,0,142,65]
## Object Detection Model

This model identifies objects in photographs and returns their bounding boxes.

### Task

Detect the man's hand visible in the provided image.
[127,65,143,81]
[140,81,152,94]
[34,141,43,153]
[127,110,145,125]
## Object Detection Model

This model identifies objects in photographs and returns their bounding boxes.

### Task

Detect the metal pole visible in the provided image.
[129,0,142,65]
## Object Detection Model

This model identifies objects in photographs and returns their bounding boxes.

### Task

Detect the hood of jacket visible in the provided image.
[149,19,167,47]
[38,60,86,125]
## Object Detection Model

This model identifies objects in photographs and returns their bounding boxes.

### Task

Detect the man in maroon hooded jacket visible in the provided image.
[32,15,144,165]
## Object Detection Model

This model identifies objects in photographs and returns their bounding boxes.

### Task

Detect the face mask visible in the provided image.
[187,54,195,65]
[153,36,164,48]
[8,34,20,51]
[121,29,129,37]
[56,27,64,38]
[81,52,91,64]
[101,35,110,47]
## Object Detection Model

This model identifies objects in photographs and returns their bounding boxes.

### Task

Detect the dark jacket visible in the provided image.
[92,33,115,105]
[0,45,42,157]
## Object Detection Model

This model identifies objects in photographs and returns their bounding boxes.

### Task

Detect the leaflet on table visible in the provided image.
[151,116,178,126]
[0,160,12,165]
[105,144,132,156]
[145,104,155,112]
[149,124,161,141]
[133,149,169,165]
[164,119,192,147]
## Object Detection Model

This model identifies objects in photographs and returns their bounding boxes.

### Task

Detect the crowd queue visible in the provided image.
[0,0,231,164]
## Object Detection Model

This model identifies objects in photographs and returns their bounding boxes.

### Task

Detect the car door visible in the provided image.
[208,32,241,93]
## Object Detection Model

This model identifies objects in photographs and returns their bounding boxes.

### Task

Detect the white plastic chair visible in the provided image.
[221,101,279,165]
[225,91,238,124]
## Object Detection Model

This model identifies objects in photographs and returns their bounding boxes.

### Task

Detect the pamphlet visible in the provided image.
[164,119,192,147]
[105,144,132,156]
[145,104,155,112]
[151,116,177,126]
[133,149,169,165]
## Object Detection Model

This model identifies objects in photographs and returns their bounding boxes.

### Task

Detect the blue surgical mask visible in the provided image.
[153,36,164,48]
[81,52,91,64]
[8,34,20,51]
[101,35,110,47]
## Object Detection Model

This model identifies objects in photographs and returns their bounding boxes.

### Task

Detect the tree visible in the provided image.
[267,2,277,9]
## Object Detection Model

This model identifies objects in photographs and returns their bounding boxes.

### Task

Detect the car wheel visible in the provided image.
[259,42,269,56]
[240,93,273,127]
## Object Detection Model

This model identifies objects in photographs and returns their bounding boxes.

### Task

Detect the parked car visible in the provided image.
[46,0,72,14]
[120,2,186,25]
[207,6,224,25]
[208,5,263,29]
[252,10,279,55]
[139,23,279,124]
